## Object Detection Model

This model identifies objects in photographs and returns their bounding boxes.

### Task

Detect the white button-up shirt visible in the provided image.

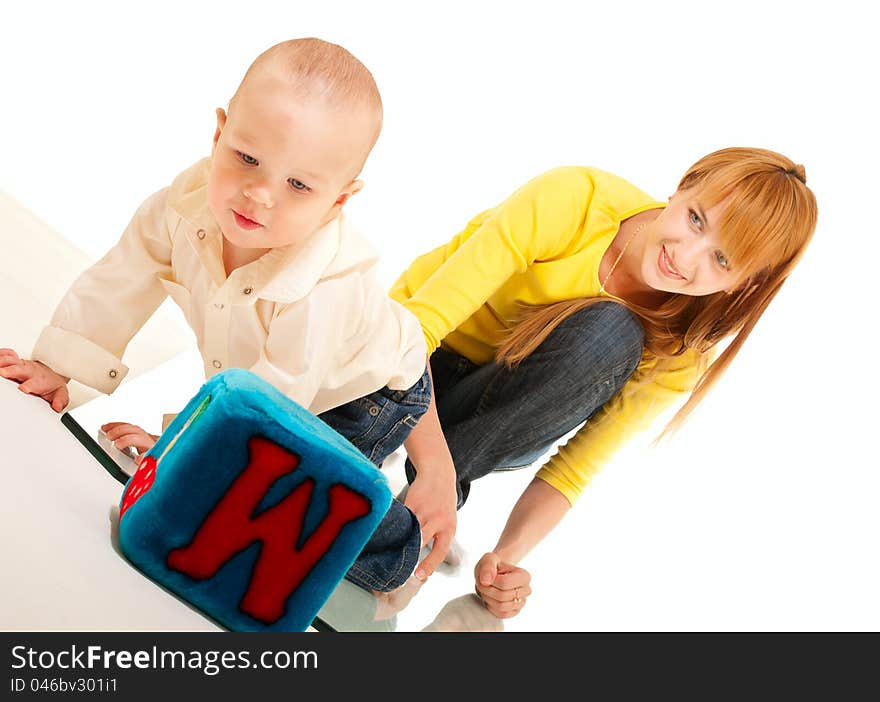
[33,159,427,415]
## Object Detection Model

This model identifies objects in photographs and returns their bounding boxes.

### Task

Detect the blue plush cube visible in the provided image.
[117,368,392,632]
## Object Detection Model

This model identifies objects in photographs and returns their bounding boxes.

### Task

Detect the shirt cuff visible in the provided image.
[32,326,128,394]
[534,467,581,507]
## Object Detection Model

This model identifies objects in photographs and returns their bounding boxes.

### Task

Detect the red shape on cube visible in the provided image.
[166,435,371,623]
[120,455,158,519]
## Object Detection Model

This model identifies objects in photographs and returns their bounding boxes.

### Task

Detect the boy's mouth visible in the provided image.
[232,210,263,231]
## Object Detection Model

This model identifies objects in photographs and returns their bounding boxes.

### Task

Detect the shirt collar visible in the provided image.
[258,216,342,302]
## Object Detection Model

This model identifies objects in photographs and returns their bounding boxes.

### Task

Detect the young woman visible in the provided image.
[393,147,817,618]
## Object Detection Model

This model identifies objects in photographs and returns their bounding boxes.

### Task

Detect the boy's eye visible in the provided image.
[288,178,310,192]
[715,250,730,270]
[237,151,258,166]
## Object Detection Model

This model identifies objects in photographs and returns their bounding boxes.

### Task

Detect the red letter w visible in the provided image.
[166,435,371,623]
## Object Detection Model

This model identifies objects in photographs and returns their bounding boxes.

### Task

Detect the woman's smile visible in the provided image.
[659,244,686,280]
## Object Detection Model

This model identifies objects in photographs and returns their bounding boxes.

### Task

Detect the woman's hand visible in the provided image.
[474,552,532,619]
[474,478,569,618]
[0,348,70,412]
[101,422,159,456]
[404,456,458,581]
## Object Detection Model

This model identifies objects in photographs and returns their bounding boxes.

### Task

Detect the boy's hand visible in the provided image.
[404,458,458,582]
[101,422,159,456]
[0,348,70,412]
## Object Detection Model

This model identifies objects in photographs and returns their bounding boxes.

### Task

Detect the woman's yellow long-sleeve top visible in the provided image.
[390,166,702,505]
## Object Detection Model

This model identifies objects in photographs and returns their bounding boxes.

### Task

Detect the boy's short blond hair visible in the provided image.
[232,38,383,155]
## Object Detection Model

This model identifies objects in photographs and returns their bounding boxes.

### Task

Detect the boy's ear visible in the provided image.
[336,179,364,207]
[319,179,364,226]
[212,108,228,152]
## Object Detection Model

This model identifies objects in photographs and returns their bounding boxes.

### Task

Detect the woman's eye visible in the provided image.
[689,209,702,228]
[288,178,310,192]
[237,151,258,165]
[715,250,730,270]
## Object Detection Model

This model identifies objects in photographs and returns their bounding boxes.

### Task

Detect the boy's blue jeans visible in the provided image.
[319,367,431,592]
[327,300,645,593]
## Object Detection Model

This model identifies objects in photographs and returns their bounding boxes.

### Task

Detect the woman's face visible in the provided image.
[639,189,739,296]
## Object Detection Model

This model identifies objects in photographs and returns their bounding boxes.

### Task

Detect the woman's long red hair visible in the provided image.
[496,147,818,437]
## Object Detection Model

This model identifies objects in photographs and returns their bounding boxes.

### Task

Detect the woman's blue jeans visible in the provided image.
[407,301,645,508]
[329,300,644,592]
[319,368,431,592]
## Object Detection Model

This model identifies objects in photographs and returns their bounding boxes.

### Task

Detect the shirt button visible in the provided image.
[108,369,118,378]
[243,287,253,295]
[212,360,222,369]
[196,229,206,240]
[214,302,224,309]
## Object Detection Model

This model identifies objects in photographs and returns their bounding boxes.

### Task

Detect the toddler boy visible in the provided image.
[0,38,429,592]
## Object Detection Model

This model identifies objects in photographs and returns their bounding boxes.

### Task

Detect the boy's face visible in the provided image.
[207,71,373,250]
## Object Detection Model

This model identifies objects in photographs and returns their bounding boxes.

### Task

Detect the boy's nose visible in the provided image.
[243,183,273,208]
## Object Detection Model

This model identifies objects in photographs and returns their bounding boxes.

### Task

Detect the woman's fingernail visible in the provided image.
[415,569,426,581]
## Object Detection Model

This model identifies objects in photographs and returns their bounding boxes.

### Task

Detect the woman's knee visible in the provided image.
[541,301,644,377]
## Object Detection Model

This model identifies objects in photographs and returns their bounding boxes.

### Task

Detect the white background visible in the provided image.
[2,0,878,631]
